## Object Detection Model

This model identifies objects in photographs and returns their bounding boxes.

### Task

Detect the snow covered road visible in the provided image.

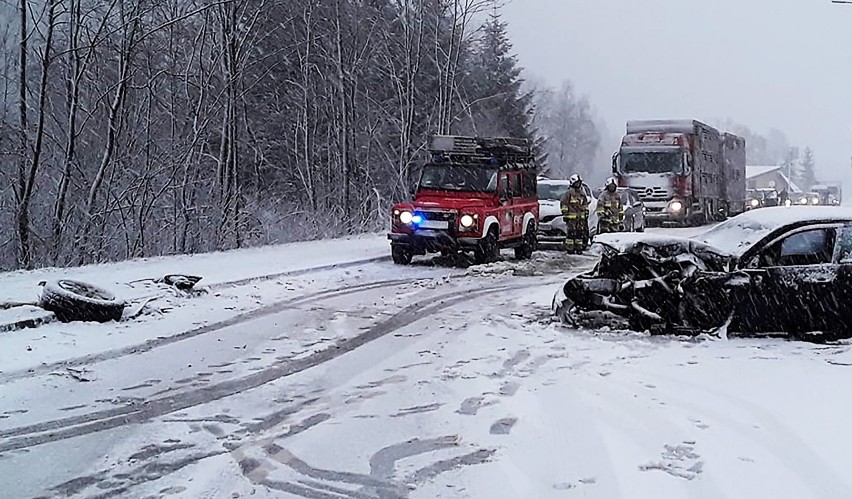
[2,232,852,498]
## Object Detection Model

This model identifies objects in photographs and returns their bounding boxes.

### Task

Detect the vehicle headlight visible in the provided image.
[798,197,808,205]
[460,214,475,228]
[669,200,684,213]
[811,197,820,205]
[785,199,792,207]
[749,198,760,208]
[399,211,413,224]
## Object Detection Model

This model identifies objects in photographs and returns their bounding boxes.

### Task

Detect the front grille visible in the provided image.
[636,187,670,202]
[416,210,456,235]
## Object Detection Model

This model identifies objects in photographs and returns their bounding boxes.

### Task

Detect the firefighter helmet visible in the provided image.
[605,176,618,192]
[569,174,582,188]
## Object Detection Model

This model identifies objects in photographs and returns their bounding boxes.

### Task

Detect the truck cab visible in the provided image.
[388,135,539,265]
[611,120,745,226]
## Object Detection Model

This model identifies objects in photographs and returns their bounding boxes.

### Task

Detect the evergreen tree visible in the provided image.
[798,147,816,191]
[464,7,534,141]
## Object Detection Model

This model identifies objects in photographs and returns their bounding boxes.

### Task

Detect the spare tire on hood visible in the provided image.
[39,280,125,323]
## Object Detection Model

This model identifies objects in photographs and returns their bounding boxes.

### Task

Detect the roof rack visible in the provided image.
[429,135,535,168]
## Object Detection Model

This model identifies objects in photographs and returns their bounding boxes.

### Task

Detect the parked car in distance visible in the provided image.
[589,187,646,237]
[745,188,780,210]
[536,178,592,246]
[553,206,852,340]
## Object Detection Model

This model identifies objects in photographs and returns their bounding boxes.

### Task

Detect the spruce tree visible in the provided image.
[798,147,816,191]
[466,7,534,140]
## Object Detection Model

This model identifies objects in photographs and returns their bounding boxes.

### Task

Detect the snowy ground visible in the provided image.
[2,228,852,499]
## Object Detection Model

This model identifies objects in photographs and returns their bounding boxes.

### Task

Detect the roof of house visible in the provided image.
[745,165,781,179]
[745,165,803,193]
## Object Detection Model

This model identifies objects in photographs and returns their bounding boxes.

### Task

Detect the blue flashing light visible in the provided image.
[432,154,444,163]
[489,156,501,165]
[411,214,424,225]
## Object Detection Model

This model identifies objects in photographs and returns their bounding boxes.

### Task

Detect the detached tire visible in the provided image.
[39,280,125,323]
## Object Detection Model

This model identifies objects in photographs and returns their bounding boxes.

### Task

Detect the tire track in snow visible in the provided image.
[0,285,510,453]
[0,277,422,385]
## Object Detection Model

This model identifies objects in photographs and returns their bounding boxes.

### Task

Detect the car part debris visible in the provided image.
[39,279,126,323]
[157,274,202,291]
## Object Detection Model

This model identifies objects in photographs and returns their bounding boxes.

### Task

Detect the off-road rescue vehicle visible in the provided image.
[388,135,539,265]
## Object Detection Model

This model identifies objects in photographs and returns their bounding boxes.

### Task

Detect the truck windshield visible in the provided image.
[537,184,568,200]
[419,165,498,192]
[621,152,683,174]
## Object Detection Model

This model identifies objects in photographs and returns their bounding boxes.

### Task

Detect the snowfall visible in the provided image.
[2,220,852,499]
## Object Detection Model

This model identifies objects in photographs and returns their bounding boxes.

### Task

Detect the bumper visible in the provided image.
[388,230,481,253]
[537,223,567,243]
[643,210,686,223]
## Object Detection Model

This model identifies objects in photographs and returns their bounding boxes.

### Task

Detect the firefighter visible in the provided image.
[596,177,624,234]
[560,174,589,254]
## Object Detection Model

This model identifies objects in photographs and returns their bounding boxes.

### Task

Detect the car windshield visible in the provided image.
[621,151,683,174]
[537,184,568,200]
[418,165,498,192]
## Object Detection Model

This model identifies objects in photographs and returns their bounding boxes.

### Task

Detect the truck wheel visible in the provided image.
[391,245,413,265]
[514,222,536,260]
[39,279,125,323]
[474,229,499,264]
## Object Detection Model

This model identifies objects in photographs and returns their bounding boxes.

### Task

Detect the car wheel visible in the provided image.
[474,229,499,264]
[391,245,413,265]
[39,279,125,323]
[514,222,536,260]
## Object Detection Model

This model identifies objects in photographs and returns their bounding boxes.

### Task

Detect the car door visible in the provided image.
[508,173,524,237]
[834,223,852,328]
[497,172,513,239]
[737,225,841,334]
[622,190,635,231]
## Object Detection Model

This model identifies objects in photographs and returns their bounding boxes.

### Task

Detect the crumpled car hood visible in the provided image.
[593,233,734,271]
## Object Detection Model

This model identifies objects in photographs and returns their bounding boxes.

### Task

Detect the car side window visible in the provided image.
[509,174,522,198]
[498,173,509,199]
[759,228,836,267]
[521,173,536,198]
[837,226,852,263]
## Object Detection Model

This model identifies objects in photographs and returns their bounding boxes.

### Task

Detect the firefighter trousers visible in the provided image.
[563,216,588,253]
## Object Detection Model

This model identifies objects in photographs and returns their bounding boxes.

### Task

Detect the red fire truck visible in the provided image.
[612,120,746,226]
[388,135,539,265]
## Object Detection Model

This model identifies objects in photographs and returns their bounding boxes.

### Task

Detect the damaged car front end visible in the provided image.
[554,207,852,340]
[553,234,737,334]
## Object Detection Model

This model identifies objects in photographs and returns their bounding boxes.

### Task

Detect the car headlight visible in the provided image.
[669,200,684,213]
[749,198,760,208]
[798,197,808,205]
[460,214,475,228]
[811,197,820,205]
[399,211,413,224]
[785,199,792,207]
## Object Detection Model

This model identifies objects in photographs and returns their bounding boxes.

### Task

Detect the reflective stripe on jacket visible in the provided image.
[596,190,624,221]
[560,187,589,218]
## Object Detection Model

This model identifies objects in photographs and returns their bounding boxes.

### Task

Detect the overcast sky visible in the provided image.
[503,0,852,184]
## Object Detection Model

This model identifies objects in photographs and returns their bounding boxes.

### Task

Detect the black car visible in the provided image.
[553,206,852,340]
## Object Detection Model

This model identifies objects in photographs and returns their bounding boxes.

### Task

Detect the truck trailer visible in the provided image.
[611,120,746,226]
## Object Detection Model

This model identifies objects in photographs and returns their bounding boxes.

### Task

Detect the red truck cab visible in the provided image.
[388,135,539,265]
[611,120,745,227]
